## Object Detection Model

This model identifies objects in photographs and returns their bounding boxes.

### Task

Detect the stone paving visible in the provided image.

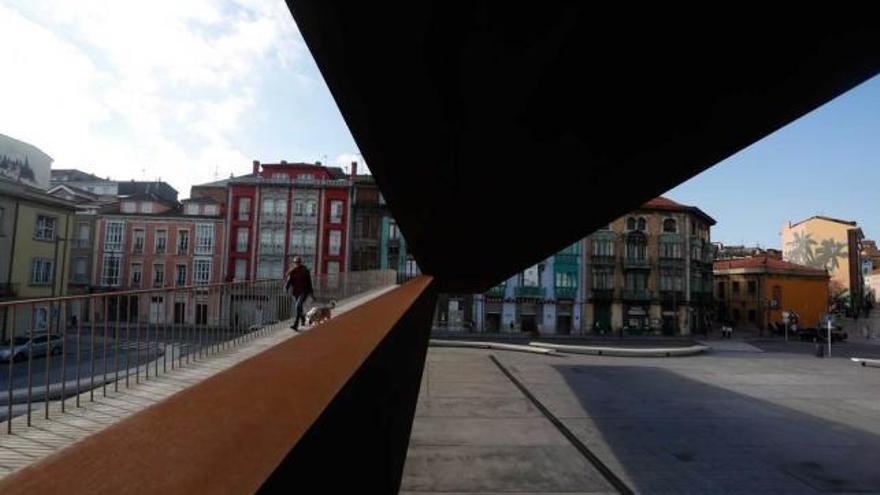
[403,342,880,494]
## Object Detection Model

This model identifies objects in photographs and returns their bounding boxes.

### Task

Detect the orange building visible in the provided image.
[714,255,829,330]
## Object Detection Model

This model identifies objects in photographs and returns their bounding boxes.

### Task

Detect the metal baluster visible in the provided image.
[60,301,68,413]
[26,302,34,426]
[114,295,121,393]
[126,295,132,388]
[89,296,96,402]
[135,294,141,384]
[44,301,53,419]
[102,299,108,397]
[7,305,16,433]
[75,299,82,407]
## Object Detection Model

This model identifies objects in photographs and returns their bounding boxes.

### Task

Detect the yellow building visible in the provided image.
[782,216,863,311]
[1,180,76,337]
[714,255,829,330]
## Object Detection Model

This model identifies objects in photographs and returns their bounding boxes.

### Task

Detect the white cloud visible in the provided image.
[0,0,305,196]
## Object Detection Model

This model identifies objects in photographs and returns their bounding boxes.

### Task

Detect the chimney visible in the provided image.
[351,161,358,178]
[252,160,260,176]
[280,160,287,165]
[315,161,322,166]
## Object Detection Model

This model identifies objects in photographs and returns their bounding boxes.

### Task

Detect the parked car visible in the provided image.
[0,334,64,362]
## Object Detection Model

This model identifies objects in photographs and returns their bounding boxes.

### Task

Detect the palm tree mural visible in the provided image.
[815,238,848,271]
[785,231,817,266]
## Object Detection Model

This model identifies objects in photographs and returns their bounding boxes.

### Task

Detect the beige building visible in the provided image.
[782,216,864,311]
[1,180,77,338]
[582,197,715,336]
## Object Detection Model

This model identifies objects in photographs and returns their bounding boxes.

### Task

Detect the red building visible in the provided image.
[94,194,226,324]
[223,161,350,281]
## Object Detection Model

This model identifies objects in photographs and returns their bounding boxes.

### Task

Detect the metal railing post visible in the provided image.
[6,305,16,433]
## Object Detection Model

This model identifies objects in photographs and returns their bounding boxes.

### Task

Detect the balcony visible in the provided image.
[71,274,90,285]
[261,245,285,256]
[555,286,577,299]
[554,253,578,266]
[0,283,17,298]
[514,286,545,298]
[622,256,650,269]
[590,288,614,301]
[73,238,91,249]
[591,254,615,265]
[486,284,506,298]
[622,289,652,301]
[261,212,288,224]
[657,256,684,269]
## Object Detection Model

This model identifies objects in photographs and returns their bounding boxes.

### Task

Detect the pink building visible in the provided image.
[94,194,226,324]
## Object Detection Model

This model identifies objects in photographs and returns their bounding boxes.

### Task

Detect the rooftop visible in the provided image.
[638,196,717,225]
[714,254,829,277]
[789,215,858,228]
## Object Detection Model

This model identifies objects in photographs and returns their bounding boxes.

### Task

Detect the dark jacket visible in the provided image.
[285,265,314,297]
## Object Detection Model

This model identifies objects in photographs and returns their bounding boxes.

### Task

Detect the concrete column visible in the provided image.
[650,303,662,333]
[611,302,623,330]
[473,295,484,332]
[502,274,517,332]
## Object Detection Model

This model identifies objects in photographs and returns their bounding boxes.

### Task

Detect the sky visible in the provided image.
[666,74,880,249]
[0,0,365,195]
[1,1,877,250]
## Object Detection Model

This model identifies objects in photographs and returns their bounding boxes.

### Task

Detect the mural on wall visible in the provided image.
[785,231,847,271]
[0,155,36,184]
[0,133,52,190]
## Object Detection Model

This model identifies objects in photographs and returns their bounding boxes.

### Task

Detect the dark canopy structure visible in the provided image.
[288,3,880,292]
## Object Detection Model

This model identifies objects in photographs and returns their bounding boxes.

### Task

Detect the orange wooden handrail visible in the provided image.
[0,276,433,494]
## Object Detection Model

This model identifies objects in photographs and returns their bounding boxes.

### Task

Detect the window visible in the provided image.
[637,217,647,231]
[204,205,218,216]
[238,197,251,221]
[747,280,757,295]
[131,263,142,287]
[592,268,613,289]
[31,258,54,285]
[102,254,121,286]
[272,173,287,180]
[236,228,249,252]
[132,228,145,254]
[293,200,303,216]
[306,200,316,217]
[732,281,740,293]
[625,271,648,291]
[257,260,282,280]
[275,199,287,217]
[262,198,274,215]
[659,242,682,259]
[717,282,725,297]
[178,230,190,255]
[234,259,247,281]
[176,264,187,286]
[274,229,285,250]
[329,230,341,256]
[260,230,273,251]
[626,217,636,231]
[35,215,57,240]
[153,263,165,287]
[663,218,678,233]
[304,230,316,249]
[330,200,343,223]
[185,204,199,215]
[193,259,212,285]
[155,230,167,254]
[327,259,340,273]
[389,222,399,240]
[122,202,136,213]
[195,225,214,255]
[73,257,88,282]
[592,238,614,257]
[625,233,647,260]
[555,272,576,288]
[290,228,304,248]
[105,221,124,251]
[75,222,90,247]
[141,202,153,214]
[660,273,683,291]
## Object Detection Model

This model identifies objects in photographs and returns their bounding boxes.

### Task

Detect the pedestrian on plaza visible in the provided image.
[285,256,314,331]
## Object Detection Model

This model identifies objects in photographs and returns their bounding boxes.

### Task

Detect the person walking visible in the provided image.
[285,256,314,331]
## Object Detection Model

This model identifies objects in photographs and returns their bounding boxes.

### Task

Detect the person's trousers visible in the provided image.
[292,294,306,329]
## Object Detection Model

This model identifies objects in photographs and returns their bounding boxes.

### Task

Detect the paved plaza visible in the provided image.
[403,339,880,494]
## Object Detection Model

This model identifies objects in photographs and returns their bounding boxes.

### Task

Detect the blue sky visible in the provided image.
[666,74,880,249]
[1,0,876,249]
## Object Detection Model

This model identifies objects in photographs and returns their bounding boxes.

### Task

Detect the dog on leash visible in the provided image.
[306,300,336,326]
